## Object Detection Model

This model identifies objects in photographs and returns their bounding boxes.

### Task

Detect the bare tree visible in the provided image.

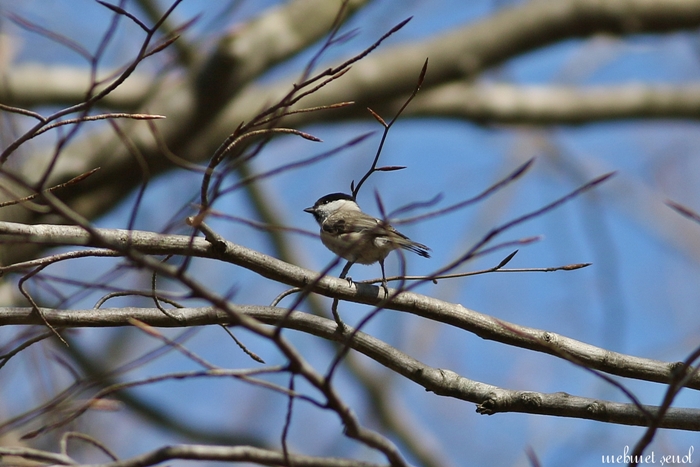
[1,1,700,466]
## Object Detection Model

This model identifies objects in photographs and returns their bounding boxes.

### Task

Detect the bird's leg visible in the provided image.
[331,260,355,333]
[379,259,389,299]
[339,260,354,287]
[330,297,345,333]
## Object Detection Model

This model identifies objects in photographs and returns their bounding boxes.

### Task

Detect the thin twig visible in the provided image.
[218,325,265,364]
[60,431,118,461]
[666,199,700,224]
[129,318,218,370]
[0,103,46,121]
[0,168,101,208]
[351,58,429,198]
[0,332,54,371]
[628,344,700,464]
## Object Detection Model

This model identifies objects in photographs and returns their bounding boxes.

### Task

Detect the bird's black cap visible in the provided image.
[304,193,354,212]
[314,193,354,206]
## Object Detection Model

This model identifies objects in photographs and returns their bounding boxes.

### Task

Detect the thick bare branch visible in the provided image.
[0,64,157,109]
[197,0,370,95]
[0,444,384,467]
[0,221,697,391]
[3,305,700,431]
[236,0,700,122]
[407,83,700,124]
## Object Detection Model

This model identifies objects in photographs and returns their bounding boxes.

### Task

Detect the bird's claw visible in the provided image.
[381,281,389,299]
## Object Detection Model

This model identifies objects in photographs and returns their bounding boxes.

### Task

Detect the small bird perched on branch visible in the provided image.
[304,193,430,294]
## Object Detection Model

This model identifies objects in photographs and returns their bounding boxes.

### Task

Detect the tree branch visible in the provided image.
[1,221,697,391]
[3,305,699,431]
[407,83,700,124]
[0,444,385,467]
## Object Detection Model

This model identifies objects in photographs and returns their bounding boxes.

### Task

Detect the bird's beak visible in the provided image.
[303,207,314,214]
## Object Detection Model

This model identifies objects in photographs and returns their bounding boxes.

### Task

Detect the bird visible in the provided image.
[304,192,429,295]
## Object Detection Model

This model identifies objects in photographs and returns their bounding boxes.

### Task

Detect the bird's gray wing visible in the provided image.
[323,211,381,235]
[324,211,430,258]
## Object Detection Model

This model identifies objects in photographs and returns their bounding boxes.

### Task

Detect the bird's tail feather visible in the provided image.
[402,241,430,258]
